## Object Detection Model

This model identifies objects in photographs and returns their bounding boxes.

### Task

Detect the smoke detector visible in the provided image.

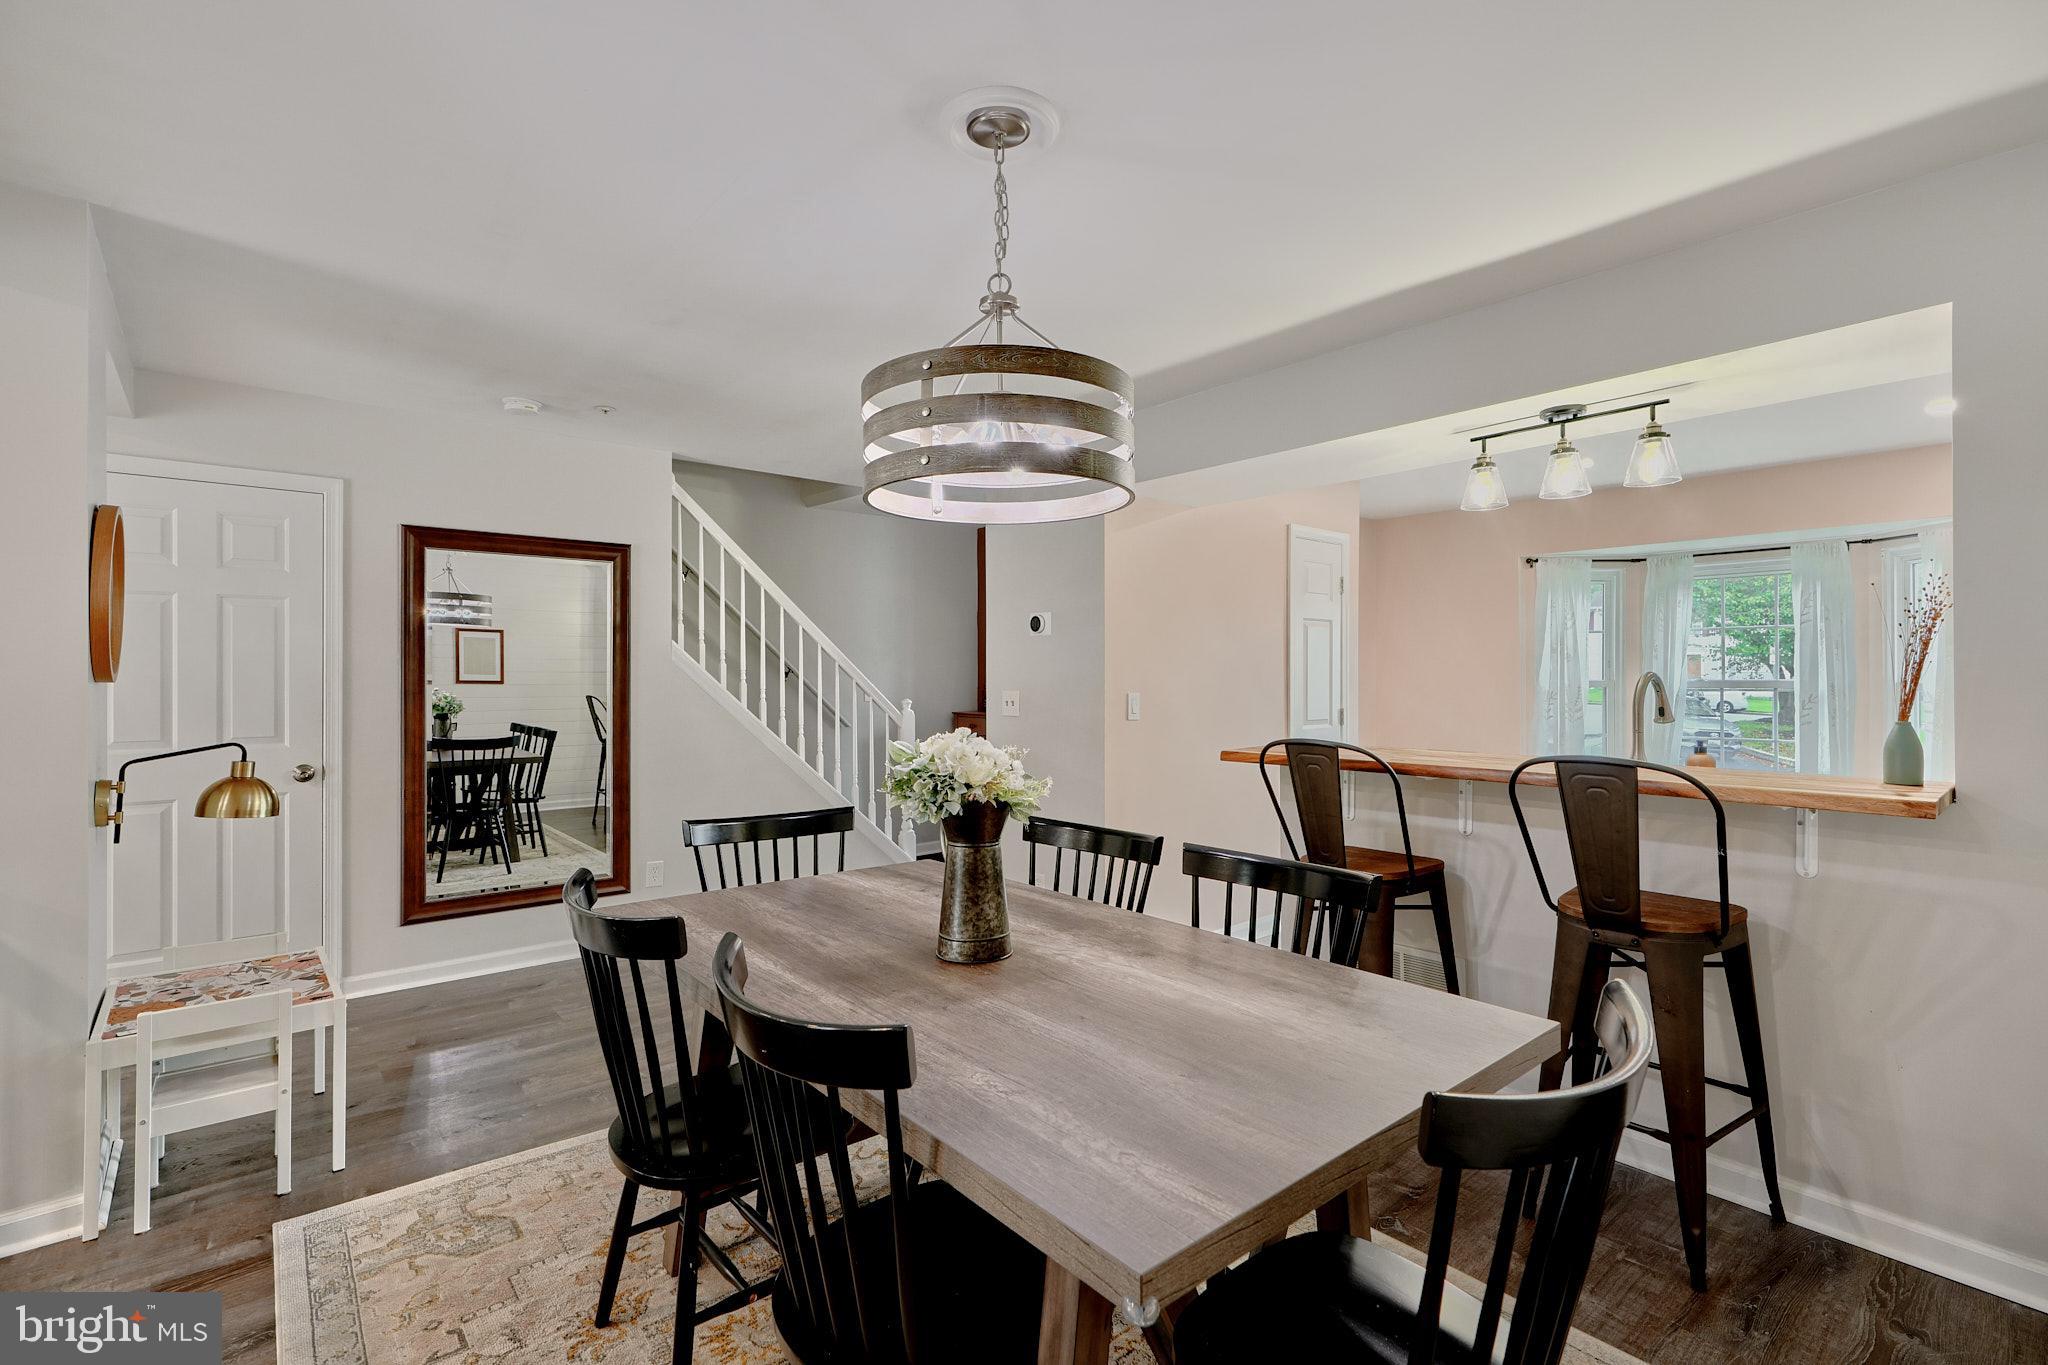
[502,396,544,414]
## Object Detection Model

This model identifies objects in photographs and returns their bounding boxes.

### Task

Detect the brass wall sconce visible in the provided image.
[94,741,281,843]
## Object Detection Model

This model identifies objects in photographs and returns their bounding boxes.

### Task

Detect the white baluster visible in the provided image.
[796,630,806,765]
[758,589,768,724]
[816,654,828,778]
[673,498,684,648]
[897,699,918,855]
[696,520,706,667]
[717,543,728,690]
[834,668,844,795]
[779,611,790,746]
[738,569,748,710]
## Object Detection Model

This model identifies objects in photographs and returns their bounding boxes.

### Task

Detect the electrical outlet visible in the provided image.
[1000,690,1021,717]
[645,860,664,887]
[1126,691,1142,721]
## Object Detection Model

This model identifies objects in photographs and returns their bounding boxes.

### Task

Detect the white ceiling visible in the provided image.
[2,3,2044,481]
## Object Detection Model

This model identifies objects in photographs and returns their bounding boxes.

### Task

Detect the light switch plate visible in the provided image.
[645,860,664,887]
[1126,691,1141,721]
[1000,690,1022,717]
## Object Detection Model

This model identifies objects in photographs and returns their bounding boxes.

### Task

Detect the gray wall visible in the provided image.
[672,460,979,742]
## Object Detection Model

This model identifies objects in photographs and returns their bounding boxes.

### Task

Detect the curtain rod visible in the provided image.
[1522,532,1923,567]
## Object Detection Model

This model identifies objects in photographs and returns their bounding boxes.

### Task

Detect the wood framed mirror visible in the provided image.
[401,526,629,924]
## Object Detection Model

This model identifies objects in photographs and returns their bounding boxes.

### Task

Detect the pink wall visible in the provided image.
[1105,483,1360,904]
[1360,444,1952,756]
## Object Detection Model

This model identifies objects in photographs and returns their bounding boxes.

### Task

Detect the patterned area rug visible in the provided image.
[424,822,609,902]
[274,1132,1643,1364]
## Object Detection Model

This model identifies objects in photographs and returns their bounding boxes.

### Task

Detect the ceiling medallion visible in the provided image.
[860,102,1134,524]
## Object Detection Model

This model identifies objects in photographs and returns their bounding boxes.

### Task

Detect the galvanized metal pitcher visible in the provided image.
[937,800,1011,964]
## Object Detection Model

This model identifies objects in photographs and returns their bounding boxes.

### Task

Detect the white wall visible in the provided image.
[985,520,1106,866]
[1121,141,2048,1307]
[106,371,890,998]
[0,185,110,1253]
[425,551,612,817]
[672,459,978,735]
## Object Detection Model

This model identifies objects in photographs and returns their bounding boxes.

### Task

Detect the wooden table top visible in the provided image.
[647,861,1556,1306]
[1221,744,1956,819]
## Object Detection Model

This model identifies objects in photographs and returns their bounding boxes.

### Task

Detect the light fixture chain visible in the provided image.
[988,143,1011,296]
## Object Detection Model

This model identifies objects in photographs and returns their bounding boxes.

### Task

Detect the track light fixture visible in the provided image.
[1463,398,1681,511]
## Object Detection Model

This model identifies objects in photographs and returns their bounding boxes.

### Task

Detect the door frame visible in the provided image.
[1286,523,1355,742]
[105,454,347,981]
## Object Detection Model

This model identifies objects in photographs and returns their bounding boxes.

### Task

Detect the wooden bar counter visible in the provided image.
[1220,745,1955,819]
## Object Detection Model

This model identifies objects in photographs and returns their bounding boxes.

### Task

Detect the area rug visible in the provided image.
[274,1132,1643,1364]
[424,823,609,902]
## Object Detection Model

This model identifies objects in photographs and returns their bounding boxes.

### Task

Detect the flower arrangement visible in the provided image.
[431,688,465,719]
[1894,574,1951,723]
[884,729,1050,826]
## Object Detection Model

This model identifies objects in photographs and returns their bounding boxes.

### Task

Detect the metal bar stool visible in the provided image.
[1260,738,1461,993]
[1508,755,1785,1290]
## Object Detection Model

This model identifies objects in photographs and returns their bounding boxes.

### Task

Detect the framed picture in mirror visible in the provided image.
[401,526,629,925]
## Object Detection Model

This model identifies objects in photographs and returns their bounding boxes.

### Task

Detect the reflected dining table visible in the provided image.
[646,860,1557,1363]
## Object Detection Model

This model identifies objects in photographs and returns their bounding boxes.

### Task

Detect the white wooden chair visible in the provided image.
[133,988,293,1233]
[157,933,334,1097]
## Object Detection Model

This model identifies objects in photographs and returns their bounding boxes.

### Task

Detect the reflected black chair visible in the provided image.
[587,694,609,831]
[1023,816,1165,913]
[1182,843,1387,968]
[711,931,1047,1363]
[564,870,774,1365]
[1176,979,1653,1365]
[1260,738,1461,993]
[428,736,517,881]
[684,806,853,892]
[508,722,557,854]
[1509,755,1784,1291]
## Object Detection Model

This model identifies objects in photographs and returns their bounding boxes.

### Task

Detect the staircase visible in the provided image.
[670,480,918,860]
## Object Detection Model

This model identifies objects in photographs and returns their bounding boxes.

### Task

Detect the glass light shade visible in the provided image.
[1623,421,1682,488]
[1538,438,1592,500]
[1460,456,1509,511]
[194,760,280,821]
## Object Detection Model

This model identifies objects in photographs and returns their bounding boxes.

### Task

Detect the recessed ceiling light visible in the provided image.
[1925,396,1957,416]
[592,404,615,416]
[502,396,544,414]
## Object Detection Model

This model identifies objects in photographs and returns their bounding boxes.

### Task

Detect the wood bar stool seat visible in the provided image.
[1510,757,1785,1292]
[1345,846,1446,882]
[1559,887,1748,940]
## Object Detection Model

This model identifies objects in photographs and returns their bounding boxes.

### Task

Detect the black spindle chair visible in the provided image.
[587,694,609,831]
[711,931,1047,1363]
[508,722,557,854]
[564,870,775,1365]
[684,806,853,893]
[1023,816,1165,913]
[1182,843,1387,967]
[1260,738,1462,993]
[1176,979,1654,1365]
[429,735,517,881]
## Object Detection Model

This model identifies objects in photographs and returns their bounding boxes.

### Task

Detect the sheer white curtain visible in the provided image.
[1920,525,1955,781]
[1791,540,1858,775]
[1639,553,1694,766]
[1527,557,1591,754]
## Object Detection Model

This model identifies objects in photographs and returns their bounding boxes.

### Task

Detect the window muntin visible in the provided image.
[1584,569,1622,755]
[1685,560,1797,771]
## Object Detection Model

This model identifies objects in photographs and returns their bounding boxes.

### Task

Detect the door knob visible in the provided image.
[291,763,318,783]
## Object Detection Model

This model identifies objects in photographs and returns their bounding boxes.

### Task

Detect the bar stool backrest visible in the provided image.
[1507,756,1732,940]
[1258,738,1418,881]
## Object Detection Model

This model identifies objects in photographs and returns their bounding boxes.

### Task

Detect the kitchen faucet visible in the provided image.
[1631,671,1673,760]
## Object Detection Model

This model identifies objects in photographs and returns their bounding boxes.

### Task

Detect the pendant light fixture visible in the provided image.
[1623,404,1682,487]
[860,103,1135,523]
[425,556,492,625]
[1460,439,1509,511]
[1537,427,1592,500]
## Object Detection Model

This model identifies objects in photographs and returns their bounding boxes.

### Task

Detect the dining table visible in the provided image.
[645,860,1558,1363]
[427,748,542,864]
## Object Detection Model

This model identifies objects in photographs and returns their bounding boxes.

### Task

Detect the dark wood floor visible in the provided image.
[6,961,2040,1364]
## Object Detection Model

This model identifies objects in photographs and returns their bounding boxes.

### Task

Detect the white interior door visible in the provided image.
[105,470,329,971]
[1288,525,1349,742]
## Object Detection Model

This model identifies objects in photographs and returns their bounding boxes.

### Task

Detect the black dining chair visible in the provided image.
[428,735,517,881]
[563,870,774,1365]
[1182,843,1387,968]
[508,722,557,854]
[683,806,853,893]
[1023,816,1166,913]
[1174,979,1654,1365]
[587,694,609,832]
[1260,738,1462,993]
[711,931,1047,1363]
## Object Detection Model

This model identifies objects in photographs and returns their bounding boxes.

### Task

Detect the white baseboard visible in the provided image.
[0,1193,87,1261]
[1617,1132,2048,1312]
[340,938,578,999]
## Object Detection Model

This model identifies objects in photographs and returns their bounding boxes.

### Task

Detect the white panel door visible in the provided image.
[106,471,328,971]
[1288,526,1349,742]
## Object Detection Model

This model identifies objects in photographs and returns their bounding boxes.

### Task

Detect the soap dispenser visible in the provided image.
[1686,738,1717,769]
